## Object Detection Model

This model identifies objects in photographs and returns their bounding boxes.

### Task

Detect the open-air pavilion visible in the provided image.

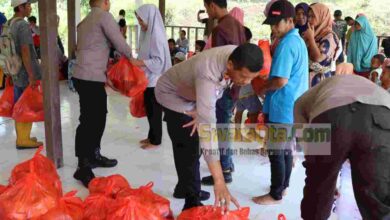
[1,0,388,219]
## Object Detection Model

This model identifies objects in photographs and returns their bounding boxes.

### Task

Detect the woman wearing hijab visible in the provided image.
[303,3,339,87]
[203,7,244,50]
[295,3,309,37]
[131,4,172,150]
[0,12,6,89]
[347,15,378,78]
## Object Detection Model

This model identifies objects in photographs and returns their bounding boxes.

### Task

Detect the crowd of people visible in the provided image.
[1,0,390,219]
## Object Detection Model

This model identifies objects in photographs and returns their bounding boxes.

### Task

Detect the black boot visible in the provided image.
[90,148,118,168]
[201,170,233,186]
[173,185,210,201]
[73,158,95,188]
[182,196,203,211]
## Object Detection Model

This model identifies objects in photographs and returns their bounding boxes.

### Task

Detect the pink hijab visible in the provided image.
[204,7,245,50]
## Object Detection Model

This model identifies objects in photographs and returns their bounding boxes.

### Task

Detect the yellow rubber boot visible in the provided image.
[15,122,43,150]
[25,122,43,144]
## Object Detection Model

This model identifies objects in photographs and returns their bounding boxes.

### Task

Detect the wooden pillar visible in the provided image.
[38,0,64,168]
[67,0,77,59]
[159,0,166,24]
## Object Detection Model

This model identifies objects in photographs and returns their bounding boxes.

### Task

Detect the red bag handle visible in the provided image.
[5,77,12,87]
[64,190,78,197]
[28,81,42,92]
[29,160,37,176]
[102,178,116,195]
[141,182,154,190]
[34,146,44,157]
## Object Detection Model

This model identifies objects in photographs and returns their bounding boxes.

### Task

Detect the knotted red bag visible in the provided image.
[107,57,148,98]
[0,78,14,117]
[12,81,44,122]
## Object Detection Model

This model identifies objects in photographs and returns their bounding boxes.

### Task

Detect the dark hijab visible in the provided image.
[295,3,309,35]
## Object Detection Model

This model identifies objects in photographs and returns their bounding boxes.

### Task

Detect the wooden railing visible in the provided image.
[378,35,389,51]
[127,25,206,52]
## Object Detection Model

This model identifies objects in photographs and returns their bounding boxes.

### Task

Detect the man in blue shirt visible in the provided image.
[252,0,309,205]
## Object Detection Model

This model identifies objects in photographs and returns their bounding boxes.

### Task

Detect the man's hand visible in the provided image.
[214,181,240,215]
[183,109,198,136]
[129,58,145,67]
[29,75,37,88]
[113,51,122,61]
[106,79,118,92]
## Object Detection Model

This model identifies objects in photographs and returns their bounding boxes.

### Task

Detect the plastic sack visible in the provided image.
[258,113,265,125]
[0,185,7,195]
[107,57,148,98]
[0,163,59,220]
[88,174,130,198]
[12,81,44,122]
[10,146,62,196]
[117,182,173,219]
[178,206,250,220]
[107,196,164,220]
[251,76,267,96]
[130,93,146,118]
[0,78,14,118]
[38,191,84,220]
[83,192,115,220]
[278,214,287,220]
[258,39,272,77]
[33,34,40,47]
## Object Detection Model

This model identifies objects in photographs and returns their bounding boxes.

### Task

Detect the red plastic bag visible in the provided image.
[258,113,265,125]
[83,193,115,220]
[88,174,130,198]
[0,163,59,220]
[10,146,62,196]
[130,93,146,118]
[178,206,250,220]
[12,81,44,122]
[0,78,14,118]
[117,182,173,219]
[278,214,287,220]
[0,185,7,195]
[251,76,267,95]
[33,34,40,47]
[107,196,164,220]
[107,57,148,97]
[258,39,272,77]
[38,191,84,220]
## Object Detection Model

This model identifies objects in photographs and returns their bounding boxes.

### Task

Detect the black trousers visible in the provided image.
[73,78,107,159]
[301,102,390,220]
[144,88,163,145]
[164,107,201,199]
[266,120,294,200]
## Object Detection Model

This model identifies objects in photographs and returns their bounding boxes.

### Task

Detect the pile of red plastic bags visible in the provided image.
[0,147,174,220]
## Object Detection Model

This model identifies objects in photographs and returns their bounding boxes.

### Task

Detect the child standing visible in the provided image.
[176,30,189,54]
[369,54,385,85]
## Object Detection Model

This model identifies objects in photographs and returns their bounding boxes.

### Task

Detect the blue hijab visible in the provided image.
[295,3,309,36]
[0,12,7,34]
[347,16,378,72]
